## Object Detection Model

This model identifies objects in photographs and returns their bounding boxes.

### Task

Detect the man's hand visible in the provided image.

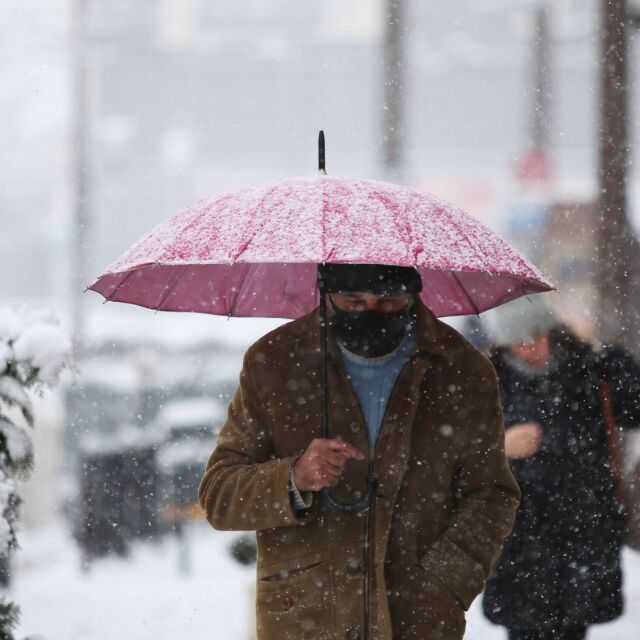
[293,438,365,492]
[504,422,543,459]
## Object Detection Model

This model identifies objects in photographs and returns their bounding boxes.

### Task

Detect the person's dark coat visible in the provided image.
[199,301,520,640]
[482,327,640,632]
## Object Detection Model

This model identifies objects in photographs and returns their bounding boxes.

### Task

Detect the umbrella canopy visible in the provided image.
[89,175,554,318]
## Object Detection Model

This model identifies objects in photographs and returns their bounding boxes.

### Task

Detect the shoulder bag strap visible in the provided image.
[600,380,626,505]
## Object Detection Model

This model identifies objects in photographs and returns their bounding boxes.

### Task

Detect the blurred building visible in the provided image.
[64,337,240,462]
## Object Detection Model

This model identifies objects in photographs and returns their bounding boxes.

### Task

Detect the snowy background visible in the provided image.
[3,0,640,638]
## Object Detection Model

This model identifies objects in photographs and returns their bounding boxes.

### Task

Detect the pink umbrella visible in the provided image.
[89,178,553,319]
[88,135,554,513]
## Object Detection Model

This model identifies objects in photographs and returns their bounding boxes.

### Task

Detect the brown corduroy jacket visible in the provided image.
[199,301,520,640]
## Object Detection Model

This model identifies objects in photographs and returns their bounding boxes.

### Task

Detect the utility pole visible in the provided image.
[381,0,405,181]
[71,0,90,352]
[532,5,551,155]
[511,3,553,263]
[517,3,553,183]
[595,0,640,352]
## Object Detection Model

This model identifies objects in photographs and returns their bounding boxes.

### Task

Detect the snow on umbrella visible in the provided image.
[88,176,553,318]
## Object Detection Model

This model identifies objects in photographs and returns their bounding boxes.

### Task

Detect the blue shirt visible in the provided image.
[338,328,416,446]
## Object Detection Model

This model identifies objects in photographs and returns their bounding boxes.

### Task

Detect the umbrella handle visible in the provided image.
[321,475,376,514]
[318,271,374,515]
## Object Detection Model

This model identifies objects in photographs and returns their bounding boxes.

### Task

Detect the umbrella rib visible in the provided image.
[155,268,181,311]
[373,191,415,264]
[453,217,494,269]
[104,269,136,302]
[231,185,276,262]
[482,274,536,311]
[451,271,480,315]
[228,263,252,317]
[517,277,535,302]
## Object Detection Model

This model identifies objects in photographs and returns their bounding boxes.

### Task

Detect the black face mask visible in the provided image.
[330,305,413,358]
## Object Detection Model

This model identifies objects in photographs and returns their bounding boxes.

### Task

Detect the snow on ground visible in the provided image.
[10,520,640,639]
[12,522,255,640]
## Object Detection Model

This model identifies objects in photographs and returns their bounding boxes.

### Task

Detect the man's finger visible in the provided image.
[322,451,351,467]
[324,439,365,461]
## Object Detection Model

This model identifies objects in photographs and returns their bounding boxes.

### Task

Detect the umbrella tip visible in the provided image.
[318,130,326,175]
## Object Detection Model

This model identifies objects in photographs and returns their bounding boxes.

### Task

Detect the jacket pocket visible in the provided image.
[386,562,465,640]
[256,559,334,640]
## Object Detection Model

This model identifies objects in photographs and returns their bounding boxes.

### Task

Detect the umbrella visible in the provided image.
[89,132,554,512]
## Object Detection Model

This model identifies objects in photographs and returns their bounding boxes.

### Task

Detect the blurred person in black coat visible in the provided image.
[482,297,640,640]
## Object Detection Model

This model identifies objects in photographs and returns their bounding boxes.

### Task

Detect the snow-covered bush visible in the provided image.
[0,308,70,639]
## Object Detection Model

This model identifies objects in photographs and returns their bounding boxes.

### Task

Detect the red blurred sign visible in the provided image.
[516,147,552,184]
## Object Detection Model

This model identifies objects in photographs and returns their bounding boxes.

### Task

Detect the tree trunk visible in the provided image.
[596,0,640,353]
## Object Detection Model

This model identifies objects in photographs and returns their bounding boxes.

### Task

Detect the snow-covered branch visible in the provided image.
[0,307,70,639]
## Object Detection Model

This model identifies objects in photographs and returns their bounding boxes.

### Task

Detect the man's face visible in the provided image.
[330,291,414,314]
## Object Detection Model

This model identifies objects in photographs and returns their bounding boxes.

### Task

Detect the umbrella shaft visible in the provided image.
[320,286,329,439]
[319,280,374,514]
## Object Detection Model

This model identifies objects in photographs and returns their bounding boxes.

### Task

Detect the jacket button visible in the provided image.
[281,596,293,611]
[346,628,360,640]
[448,606,458,620]
[349,422,360,434]
[346,559,361,575]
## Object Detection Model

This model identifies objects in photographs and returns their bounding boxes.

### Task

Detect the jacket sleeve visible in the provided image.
[419,359,521,610]
[198,351,311,531]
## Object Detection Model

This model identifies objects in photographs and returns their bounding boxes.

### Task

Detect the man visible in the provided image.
[199,263,520,640]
